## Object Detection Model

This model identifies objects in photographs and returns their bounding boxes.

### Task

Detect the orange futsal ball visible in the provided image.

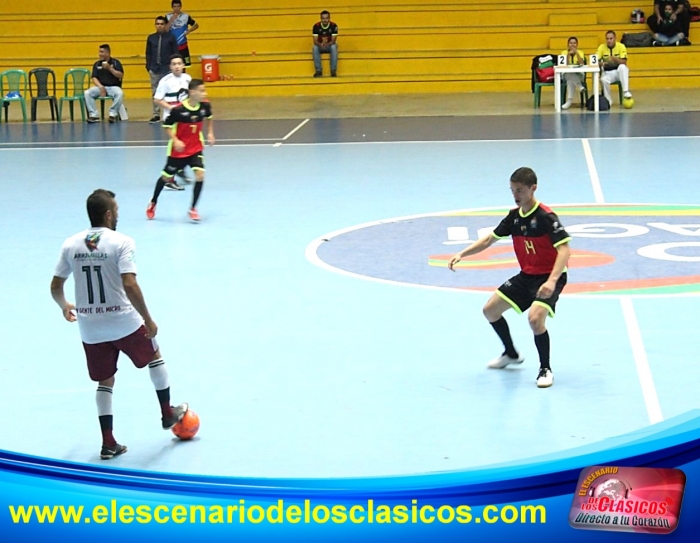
[172,408,200,440]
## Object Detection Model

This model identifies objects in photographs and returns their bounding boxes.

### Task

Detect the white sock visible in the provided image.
[96,386,113,417]
[148,359,170,391]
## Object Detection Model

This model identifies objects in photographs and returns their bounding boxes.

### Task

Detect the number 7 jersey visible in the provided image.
[54,228,144,344]
[163,99,213,158]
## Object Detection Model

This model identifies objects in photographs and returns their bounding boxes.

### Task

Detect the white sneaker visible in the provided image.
[536,368,554,388]
[561,101,572,110]
[487,353,524,369]
[623,91,632,99]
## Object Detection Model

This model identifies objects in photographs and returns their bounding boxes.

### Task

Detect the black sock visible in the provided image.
[534,331,550,370]
[490,317,518,358]
[156,387,173,418]
[98,415,116,447]
[156,387,170,406]
[192,181,203,208]
[152,177,166,204]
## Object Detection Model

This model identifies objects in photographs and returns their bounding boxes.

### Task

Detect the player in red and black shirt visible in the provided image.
[448,167,571,388]
[146,79,215,222]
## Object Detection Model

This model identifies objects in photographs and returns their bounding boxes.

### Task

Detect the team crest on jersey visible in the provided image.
[308,204,700,297]
[85,232,102,252]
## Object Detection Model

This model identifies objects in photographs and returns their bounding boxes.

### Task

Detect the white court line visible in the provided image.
[2,134,699,151]
[620,297,664,424]
[0,137,279,146]
[579,144,662,424]
[581,138,605,204]
[281,118,310,141]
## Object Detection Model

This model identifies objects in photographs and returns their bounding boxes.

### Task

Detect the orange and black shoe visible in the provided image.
[188,208,200,222]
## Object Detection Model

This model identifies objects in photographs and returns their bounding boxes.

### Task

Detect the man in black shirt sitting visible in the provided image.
[85,44,125,123]
[312,10,339,77]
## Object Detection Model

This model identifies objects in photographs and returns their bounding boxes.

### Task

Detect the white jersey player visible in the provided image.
[51,189,187,460]
[54,227,142,344]
[153,54,191,122]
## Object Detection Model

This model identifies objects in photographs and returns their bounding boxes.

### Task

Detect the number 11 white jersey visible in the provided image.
[54,227,144,344]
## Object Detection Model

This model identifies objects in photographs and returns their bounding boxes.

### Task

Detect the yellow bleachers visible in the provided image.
[2,0,698,100]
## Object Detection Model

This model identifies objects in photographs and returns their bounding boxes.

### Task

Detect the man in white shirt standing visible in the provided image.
[50,189,188,460]
[153,54,192,122]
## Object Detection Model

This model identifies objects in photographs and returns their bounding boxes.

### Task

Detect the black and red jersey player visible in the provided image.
[146,78,215,222]
[448,167,572,388]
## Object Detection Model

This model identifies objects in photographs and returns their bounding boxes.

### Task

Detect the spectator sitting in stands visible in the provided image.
[85,44,124,123]
[561,37,586,110]
[313,10,338,77]
[647,1,691,43]
[652,3,687,45]
[596,31,632,105]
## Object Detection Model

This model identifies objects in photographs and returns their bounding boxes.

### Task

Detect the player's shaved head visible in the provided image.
[87,189,116,227]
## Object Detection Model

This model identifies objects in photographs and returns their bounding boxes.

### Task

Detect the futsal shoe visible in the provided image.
[100,443,127,460]
[175,170,193,184]
[188,208,200,222]
[536,368,554,388]
[164,181,185,191]
[561,101,572,110]
[487,353,524,369]
[146,202,156,220]
[162,403,189,430]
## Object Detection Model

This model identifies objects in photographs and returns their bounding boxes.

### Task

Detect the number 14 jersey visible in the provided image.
[54,228,143,344]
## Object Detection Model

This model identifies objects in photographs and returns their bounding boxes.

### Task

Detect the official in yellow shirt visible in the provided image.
[596,31,632,104]
[560,37,586,110]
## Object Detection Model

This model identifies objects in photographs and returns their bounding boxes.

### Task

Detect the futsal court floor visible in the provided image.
[1,110,699,479]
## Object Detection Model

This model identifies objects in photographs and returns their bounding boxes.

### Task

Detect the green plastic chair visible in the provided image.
[533,80,554,108]
[0,69,29,122]
[58,68,90,122]
[532,60,557,109]
[534,74,590,109]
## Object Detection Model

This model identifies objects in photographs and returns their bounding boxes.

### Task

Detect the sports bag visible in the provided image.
[586,94,610,111]
[621,32,653,47]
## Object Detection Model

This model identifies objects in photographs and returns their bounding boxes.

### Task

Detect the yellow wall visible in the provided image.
[3,1,698,98]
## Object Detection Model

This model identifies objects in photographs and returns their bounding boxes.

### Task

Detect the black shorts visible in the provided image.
[496,272,567,317]
[161,153,204,178]
[180,45,191,67]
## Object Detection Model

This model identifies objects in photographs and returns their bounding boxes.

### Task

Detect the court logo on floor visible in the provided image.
[308,204,700,296]
[569,465,685,534]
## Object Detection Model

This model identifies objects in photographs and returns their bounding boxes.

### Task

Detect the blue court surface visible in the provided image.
[1,113,699,478]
